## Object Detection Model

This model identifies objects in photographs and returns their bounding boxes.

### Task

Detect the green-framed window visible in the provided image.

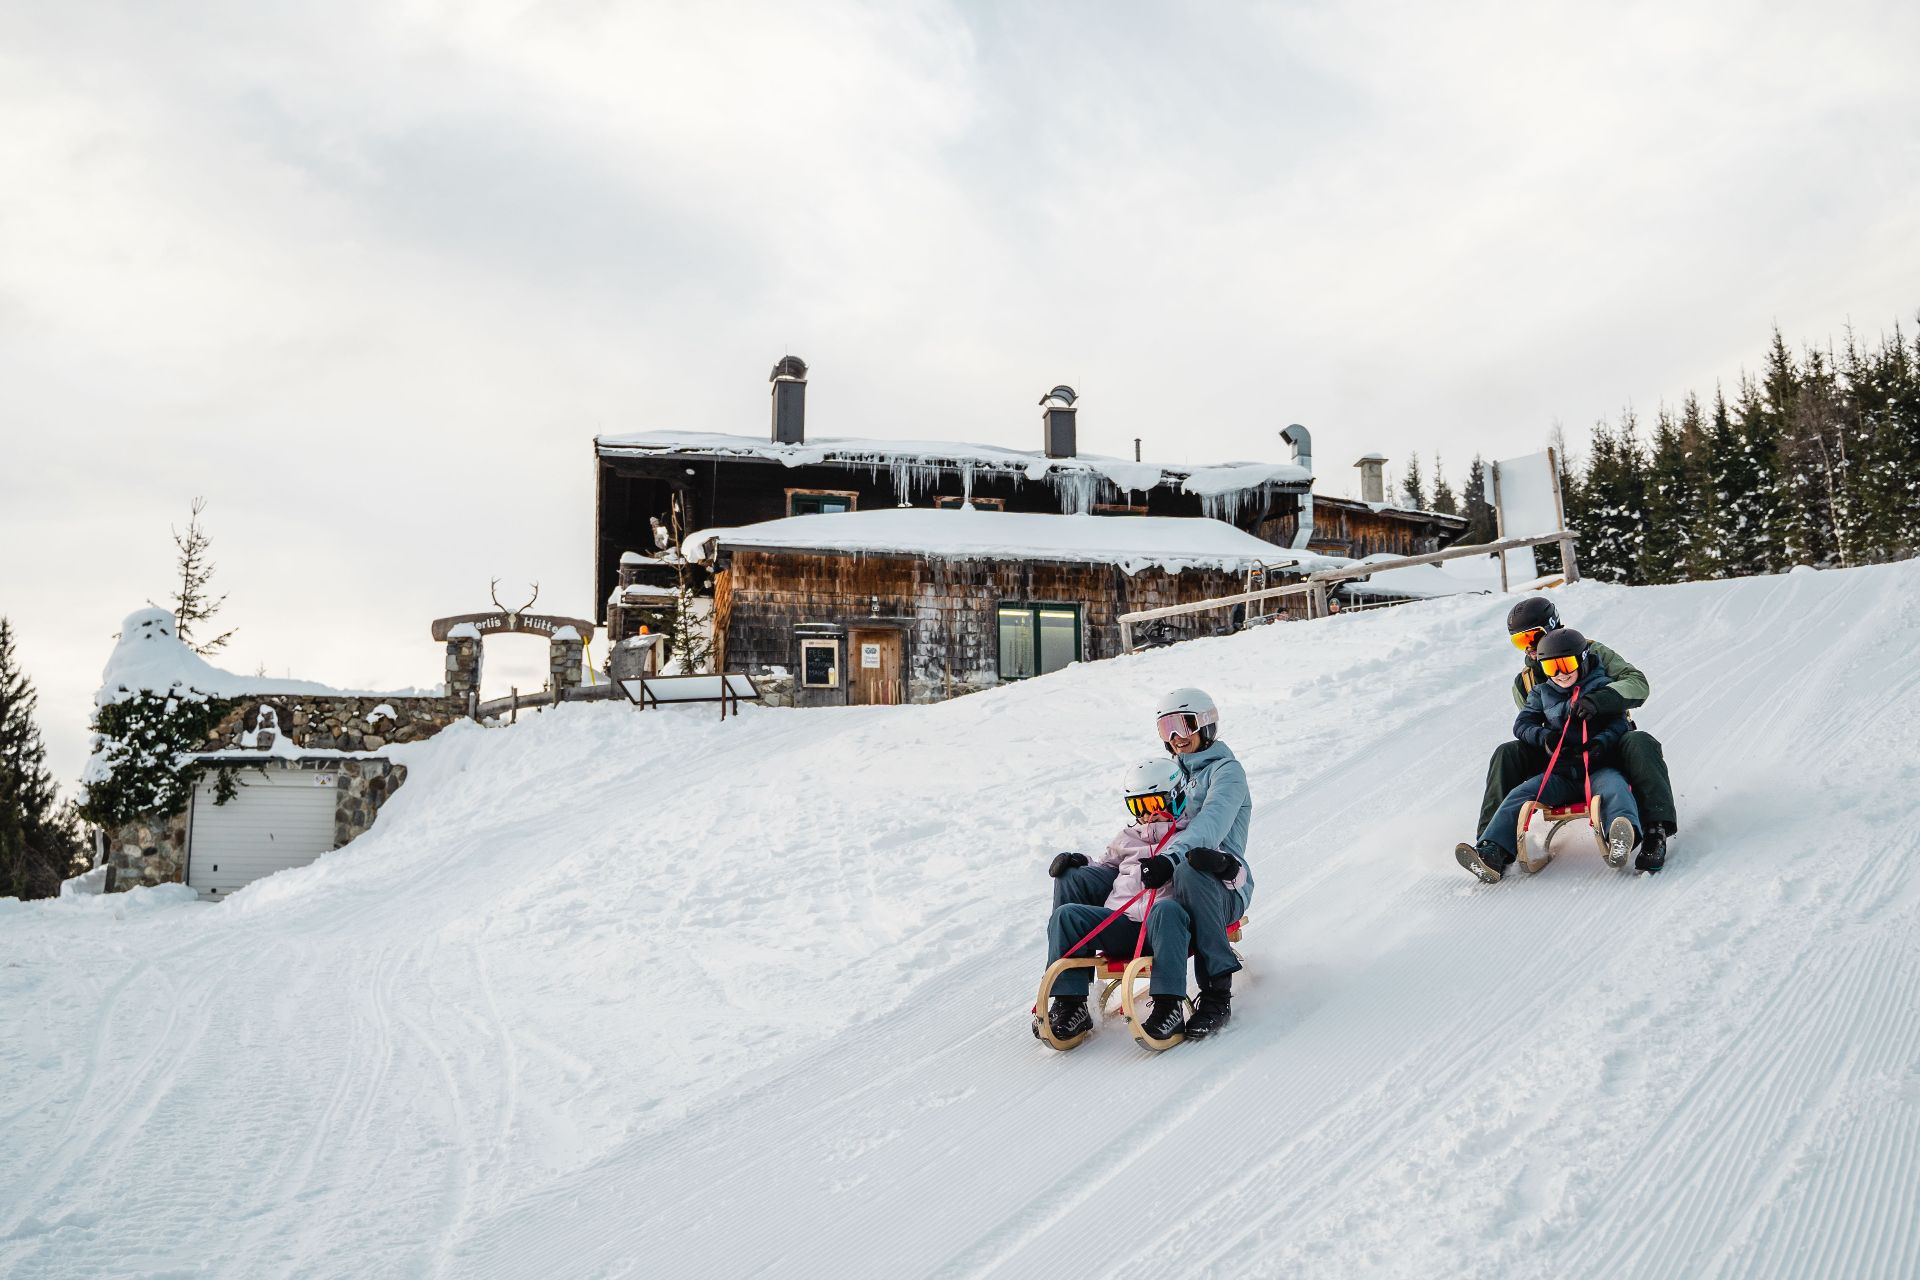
[997,603,1082,679]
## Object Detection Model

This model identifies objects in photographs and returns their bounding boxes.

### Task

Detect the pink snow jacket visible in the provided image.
[1092,817,1187,922]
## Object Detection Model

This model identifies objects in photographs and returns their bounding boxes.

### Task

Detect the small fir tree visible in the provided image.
[1430,454,1458,515]
[168,498,236,655]
[1461,455,1497,545]
[1400,454,1426,509]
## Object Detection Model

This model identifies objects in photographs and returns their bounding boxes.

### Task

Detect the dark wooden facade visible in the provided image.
[594,447,1309,625]
[1258,496,1468,560]
[712,547,1294,708]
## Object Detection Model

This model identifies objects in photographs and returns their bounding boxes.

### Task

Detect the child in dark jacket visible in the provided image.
[1457,628,1643,883]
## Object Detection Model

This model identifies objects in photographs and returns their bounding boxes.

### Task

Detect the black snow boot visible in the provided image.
[1184,991,1232,1040]
[1635,826,1669,874]
[1043,996,1092,1042]
[1456,839,1506,884]
[1141,995,1186,1042]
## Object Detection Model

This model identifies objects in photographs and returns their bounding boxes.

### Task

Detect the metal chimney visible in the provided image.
[1281,423,1314,549]
[1355,452,1388,504]
[1040,384,1078,458]
[770,355,808,444]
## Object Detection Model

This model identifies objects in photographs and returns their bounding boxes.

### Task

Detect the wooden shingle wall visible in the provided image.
[718,548,1282,705]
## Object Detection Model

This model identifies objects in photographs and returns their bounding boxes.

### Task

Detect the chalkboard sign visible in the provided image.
[802,639,839,688]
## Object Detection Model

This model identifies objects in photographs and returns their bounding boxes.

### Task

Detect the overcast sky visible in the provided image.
[4,0,1917,796]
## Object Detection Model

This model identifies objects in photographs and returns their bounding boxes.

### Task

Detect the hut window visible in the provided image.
[787,489,859,516]
[934,496,1005,510]
[997,603,1082,679]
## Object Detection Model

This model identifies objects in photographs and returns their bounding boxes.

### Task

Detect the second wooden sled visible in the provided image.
[1032,918,1245,1053]
[1515,797,1604,873]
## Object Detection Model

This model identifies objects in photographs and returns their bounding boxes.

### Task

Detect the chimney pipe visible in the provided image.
[1355,452,1388,504]
[1281,423,1314,550]
[1040,384,1078,458]
[770,355,808,444]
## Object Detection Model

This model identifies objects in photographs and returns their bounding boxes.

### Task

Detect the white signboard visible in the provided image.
[1491,448,1569,583]
[860,643,881,669]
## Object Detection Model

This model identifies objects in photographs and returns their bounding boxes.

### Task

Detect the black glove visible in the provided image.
[1575,685,1627,719]
[1047,852,1088,878]
[1139,854,1175,889]
[1186,848,1241,881]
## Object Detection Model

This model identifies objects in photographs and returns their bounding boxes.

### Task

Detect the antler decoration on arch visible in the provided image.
[489,579,540,620]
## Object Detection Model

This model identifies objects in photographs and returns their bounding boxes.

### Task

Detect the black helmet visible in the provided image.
[1535,627,1587,661]
[1506,596,1560,636]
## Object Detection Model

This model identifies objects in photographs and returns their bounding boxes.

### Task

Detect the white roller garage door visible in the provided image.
[186,769,339,899]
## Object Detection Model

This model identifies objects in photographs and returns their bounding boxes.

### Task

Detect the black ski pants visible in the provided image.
[1476,730,1679,836]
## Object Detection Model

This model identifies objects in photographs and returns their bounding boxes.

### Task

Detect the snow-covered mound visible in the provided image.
[5,562,1919,1279]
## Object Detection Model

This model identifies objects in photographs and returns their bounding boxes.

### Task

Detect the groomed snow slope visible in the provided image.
[5,561,1920,1279]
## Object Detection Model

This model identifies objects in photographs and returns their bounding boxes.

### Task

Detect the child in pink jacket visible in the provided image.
[1037,758,1204,1044]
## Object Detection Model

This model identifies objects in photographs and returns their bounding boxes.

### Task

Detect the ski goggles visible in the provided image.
[1156,712,1201,742]
[1126,792,1181,819]
[1510,627,1545,651]
[1539,653,1581,677]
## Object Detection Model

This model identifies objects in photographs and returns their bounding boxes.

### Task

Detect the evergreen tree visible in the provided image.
[1430,454,1458,515]
[1677,392,1723,581]
[168,498,236,655]
[1461,455,1497,545]
[1722,375,1779,575]
[1772,338,1847,567]
[0,617,85,899]
[1400,454,1426,509]
[1578,412,1647,584]
[1639,407,1692,584]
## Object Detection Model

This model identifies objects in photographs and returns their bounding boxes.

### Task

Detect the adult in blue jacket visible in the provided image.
[1457,629,1643,884]
[1051,687,1252,1042]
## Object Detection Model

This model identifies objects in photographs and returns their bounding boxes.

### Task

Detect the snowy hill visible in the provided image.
[5,560,1919,1279]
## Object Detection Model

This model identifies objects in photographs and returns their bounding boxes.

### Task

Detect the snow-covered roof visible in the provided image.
[595,429,1310,502]
[1339,553,1507,600]
[94,609,429,707]
[686,508,1311,576]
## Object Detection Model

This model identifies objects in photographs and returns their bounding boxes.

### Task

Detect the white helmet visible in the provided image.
[1121,758,1187,821]
[1154,687,1219,749]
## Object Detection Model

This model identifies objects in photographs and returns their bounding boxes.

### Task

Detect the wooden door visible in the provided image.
[848,629,903,705]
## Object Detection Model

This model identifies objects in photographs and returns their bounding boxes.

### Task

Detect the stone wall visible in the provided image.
[100,692,460,893]
[215,694,462,753]
[102,758,410,893]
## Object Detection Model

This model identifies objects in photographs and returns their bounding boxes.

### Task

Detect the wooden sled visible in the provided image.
[1033,918,1245,1053]
[1515,798,1604,873]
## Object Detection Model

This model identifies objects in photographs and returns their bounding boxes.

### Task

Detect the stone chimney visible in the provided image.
[770,355,808,445]
[1040,384,1078,458]
[1355,452,1388,504]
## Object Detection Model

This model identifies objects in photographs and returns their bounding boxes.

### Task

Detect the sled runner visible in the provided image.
[1032,917,1244,1053]
[1515,797,1603,873]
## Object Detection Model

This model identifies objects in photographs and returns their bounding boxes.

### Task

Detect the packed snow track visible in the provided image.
[4,561,1919,1278]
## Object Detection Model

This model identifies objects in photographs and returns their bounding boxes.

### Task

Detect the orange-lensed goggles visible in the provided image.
[1126,793,1175,819]
[1539,653,1581,677]
[1510,628,1545,651]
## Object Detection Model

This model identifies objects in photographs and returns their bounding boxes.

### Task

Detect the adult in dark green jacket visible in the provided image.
[1476,596,1679,872]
